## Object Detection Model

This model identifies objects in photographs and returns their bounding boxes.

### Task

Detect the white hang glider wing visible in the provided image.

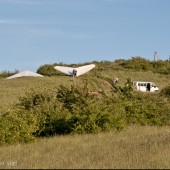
[6,70,44,79]
[54,64,95,77]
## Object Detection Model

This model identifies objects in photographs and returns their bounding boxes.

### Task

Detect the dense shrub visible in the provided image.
[56,83,126,133]
[120,57,152,71]
[124,96,163,125]
[56,81,93,111]
[151,60,170,74]
[17,86,68,137]
[37,64,57,76]
[117,57,170,74]
[0,107,36,145]
[0,79,169,145]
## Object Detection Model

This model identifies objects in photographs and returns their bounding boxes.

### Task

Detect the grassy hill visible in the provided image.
[0,59,170,169]
[0,60,170,105]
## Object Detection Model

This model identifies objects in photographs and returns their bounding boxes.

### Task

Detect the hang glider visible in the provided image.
[6,70,44,79]
[54,64,95,77]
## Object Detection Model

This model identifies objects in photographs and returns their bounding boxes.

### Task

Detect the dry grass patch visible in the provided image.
[0,126,170,169]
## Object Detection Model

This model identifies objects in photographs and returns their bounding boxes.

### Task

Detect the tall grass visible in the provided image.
[0,76,74,105]
[0,126,170,169]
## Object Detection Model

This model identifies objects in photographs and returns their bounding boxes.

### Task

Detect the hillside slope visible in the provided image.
[0,61,170,105]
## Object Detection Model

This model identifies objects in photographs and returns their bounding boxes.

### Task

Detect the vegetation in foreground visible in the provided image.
[0,77,169,145]
[0,126,170,169]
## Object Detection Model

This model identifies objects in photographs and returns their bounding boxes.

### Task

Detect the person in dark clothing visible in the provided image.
[72,69,77,77]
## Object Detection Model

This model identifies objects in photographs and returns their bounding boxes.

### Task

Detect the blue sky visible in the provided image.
[0,0,170,72]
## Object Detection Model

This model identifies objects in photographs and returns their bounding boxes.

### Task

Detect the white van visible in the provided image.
[133,81,159,92]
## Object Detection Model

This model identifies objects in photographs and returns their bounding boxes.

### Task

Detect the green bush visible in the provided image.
[120,57,152,71]
[0,79,169,145]
[56,82,102,133]
[37,64,57,76]
[117,57,170,74]
[17,86,66,137]
[0,107,36,145]
[151,60,170,74]
[56,81,126,133]
[124,92,169,126]
[56,81,93,111]
[18,86,55,110]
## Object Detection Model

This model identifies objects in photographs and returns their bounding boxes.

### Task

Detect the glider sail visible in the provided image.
[54,64,95,77]
[6,70,44,79]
